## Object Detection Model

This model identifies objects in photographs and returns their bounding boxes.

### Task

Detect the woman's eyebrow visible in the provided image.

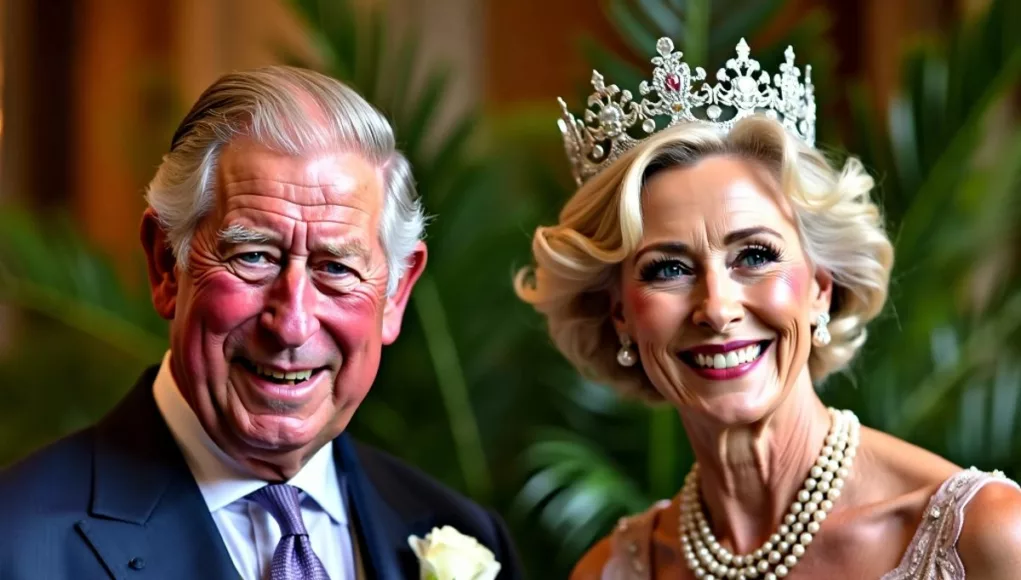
[723,226,783,244]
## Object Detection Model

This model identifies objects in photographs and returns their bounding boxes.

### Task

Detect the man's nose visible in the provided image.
[691,268,744,333]
[261,263,321,348]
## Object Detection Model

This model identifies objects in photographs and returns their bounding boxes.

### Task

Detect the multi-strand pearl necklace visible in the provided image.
[679,408,860,580]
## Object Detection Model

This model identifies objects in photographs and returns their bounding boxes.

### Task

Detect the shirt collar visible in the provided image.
[152,351,347,525]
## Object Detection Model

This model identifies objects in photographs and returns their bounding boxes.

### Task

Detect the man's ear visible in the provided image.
[140,208,179,320]
[810,265,834,321]
[381,241,428,345]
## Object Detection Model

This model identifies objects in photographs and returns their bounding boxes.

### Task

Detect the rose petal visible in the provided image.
[409,526,501,580]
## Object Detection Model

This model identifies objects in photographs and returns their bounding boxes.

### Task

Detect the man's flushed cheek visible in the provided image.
[326,316,383,407]
[322,293,383,353]
[335,351,382,403]
[188,274,266,334]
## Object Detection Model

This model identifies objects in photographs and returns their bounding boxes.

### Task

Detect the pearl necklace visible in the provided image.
[678,408,860,580]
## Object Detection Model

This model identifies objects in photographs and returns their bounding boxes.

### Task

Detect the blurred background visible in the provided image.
[1,0,1019,577]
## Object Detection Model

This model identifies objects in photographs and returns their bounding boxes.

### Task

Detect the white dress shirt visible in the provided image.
[153,351,357,580]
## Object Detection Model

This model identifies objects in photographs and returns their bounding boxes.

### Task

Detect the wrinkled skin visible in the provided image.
[141,136,426,480]
[613,154,835,552]
[571,156,1021,579]
[616,156,829,425]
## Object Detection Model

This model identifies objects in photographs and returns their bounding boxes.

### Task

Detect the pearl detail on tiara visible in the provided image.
[557,37,816,186]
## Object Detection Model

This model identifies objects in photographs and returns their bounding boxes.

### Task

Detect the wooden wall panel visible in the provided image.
[484,0,630,109]
[1,0,76,208]
[72,0,173,268]
[68,0,482,268]
[72,0,313,268]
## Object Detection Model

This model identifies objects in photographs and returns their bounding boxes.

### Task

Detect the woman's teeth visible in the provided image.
[693,344,762,369]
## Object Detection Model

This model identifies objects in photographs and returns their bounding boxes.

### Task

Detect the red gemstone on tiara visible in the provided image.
[665,74,681,91]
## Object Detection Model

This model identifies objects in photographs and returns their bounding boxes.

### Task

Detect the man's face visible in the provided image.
[143,137,425,478]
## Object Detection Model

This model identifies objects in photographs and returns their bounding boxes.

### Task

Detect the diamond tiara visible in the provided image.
[557,37,816,186]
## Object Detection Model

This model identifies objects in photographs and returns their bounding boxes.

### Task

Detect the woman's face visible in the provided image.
[616,154,831,424]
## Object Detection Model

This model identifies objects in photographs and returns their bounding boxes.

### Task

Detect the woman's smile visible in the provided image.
[678,339,774,380]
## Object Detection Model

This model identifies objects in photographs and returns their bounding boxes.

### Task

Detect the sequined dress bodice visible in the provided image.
[603,468,1019,580]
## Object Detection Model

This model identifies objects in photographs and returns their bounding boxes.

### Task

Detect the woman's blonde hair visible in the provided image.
[515,116,894,401]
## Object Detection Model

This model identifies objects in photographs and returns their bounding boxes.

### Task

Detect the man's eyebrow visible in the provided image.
[323,240,371,263]
[217,224,277,245]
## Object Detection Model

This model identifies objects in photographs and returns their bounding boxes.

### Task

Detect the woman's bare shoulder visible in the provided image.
[844,426,961,535]
[570,536,612,580]
[858,425,1021,578]
[957,475,1021,579]
[858,426,960,491]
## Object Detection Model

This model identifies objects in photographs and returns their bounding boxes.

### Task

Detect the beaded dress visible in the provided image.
[602,468,1019,580]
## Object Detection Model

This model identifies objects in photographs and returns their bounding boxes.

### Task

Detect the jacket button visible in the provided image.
[129,557,146,570]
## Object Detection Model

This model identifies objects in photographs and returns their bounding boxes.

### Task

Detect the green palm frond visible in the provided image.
[514,428,650,563]
[0,207,168,464]
[0,207,167,361]
[602,0,787,66]
[830,0,1021,442]
[868,1,1021,253]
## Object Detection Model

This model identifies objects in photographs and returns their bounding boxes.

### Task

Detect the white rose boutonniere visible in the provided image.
[408,525,502,580]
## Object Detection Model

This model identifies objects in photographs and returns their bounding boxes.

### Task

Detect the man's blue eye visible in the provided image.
[323,262,352,275]
[237,252,266,264]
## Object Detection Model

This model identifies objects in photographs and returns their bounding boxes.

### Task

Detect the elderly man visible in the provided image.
[0,67,521,580]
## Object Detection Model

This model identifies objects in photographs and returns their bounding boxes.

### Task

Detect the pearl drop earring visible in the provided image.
[616,335,637,367]
[813,312,831,346]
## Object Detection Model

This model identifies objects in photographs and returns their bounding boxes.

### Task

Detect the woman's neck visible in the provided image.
[679,380,832,554]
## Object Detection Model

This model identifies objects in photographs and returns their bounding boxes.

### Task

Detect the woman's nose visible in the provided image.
[691,269,744,333]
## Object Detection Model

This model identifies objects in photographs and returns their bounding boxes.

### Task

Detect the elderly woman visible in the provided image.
[516,38,1021,579]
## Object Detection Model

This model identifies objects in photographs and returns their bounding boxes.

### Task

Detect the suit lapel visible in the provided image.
[80,368,238,580]
[346,502,369,580]
[336,435,419,580]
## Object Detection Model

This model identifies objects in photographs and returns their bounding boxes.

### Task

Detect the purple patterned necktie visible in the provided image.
[249,484,331,580]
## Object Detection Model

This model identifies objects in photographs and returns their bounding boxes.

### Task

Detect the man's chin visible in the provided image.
[237,416,325,450]
[214,425,325,479]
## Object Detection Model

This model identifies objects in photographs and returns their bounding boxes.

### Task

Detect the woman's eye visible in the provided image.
[736,246,780,269]
[640,259,690,281]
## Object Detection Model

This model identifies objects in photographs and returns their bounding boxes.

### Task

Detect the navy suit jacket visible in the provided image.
[0,366,523,579]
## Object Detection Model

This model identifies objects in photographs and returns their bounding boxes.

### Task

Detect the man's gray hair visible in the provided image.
[145,65,425,295]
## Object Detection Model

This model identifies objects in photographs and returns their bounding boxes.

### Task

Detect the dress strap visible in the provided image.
[603,500,671,580]
[881,467,1020,579]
